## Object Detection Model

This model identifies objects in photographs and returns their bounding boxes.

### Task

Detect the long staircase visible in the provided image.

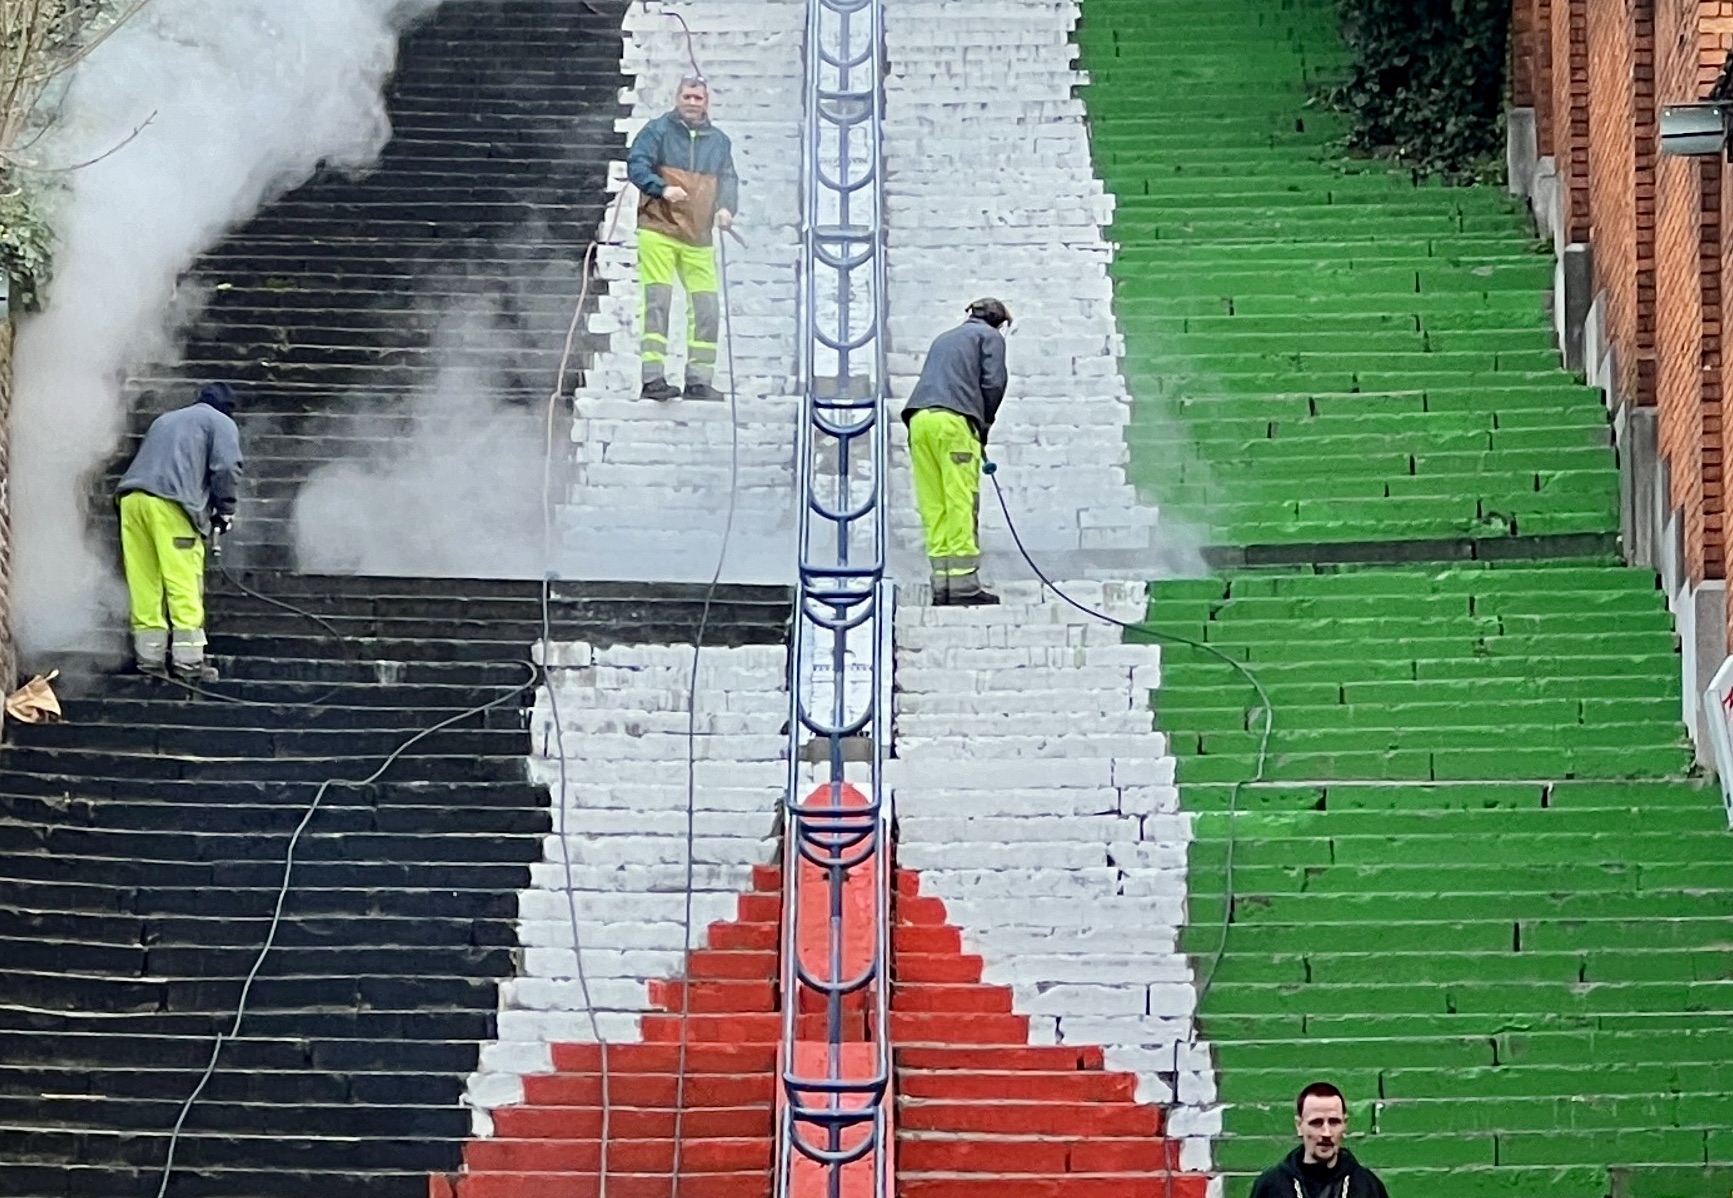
[1080,0,1733,1195]
[18,2,1726,1197]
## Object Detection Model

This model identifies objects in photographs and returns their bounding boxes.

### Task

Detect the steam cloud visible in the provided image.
[291,287,555,579]
[11,0,438,661]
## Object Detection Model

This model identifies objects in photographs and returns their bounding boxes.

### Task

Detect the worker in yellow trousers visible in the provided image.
[628,75,739,402]
[637,226,720,396]
[902,299,1012,606]
[116,383,244,681]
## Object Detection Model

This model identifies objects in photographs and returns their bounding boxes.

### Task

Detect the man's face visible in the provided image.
[677,84,709,124]
[1296,1095,1346,1166]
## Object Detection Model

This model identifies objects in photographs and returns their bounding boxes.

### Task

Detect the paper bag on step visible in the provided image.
[6,671,62,725]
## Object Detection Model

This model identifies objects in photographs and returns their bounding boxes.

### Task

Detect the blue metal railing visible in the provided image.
[776,0,893,1195]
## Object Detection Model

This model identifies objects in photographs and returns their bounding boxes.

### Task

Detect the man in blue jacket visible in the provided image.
[116,383,244,682]
[627,75,739,402]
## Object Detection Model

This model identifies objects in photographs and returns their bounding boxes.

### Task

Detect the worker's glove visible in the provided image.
[211,513,235,535]
[982,460,998,476]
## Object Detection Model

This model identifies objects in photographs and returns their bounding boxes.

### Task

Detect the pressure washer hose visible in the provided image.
[533,183,746,1198]
[981,462,1272,1009]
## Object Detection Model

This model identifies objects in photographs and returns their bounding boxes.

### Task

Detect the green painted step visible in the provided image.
[1088,0,1609,547]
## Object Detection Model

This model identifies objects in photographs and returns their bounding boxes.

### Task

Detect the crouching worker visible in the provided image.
[116,382,244,683]
[903,298,1012,606]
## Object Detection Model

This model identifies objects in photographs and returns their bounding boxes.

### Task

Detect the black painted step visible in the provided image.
[103,0,633,570]
[2,571,785,1198]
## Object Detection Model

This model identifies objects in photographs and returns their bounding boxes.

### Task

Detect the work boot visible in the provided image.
[944,589,1001,607]
[640,377,681,402]
[131,630,169,676]
[171,660,221,685]
[682,379,726,402]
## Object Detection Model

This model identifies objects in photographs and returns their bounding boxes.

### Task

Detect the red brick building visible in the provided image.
[1509,0,1733,737]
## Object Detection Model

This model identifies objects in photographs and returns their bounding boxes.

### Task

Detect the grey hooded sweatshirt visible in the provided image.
[117,396,244,535]
[901,316,1008,445]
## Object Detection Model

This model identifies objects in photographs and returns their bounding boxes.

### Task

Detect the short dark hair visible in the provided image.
[967,297,1012,329]
[1296,1082,1346,1116]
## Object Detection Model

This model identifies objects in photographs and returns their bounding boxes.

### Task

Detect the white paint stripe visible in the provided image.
[881,0,1219,1170]
[464,640,787,1135]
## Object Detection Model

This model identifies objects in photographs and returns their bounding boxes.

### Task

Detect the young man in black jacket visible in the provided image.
[1249,1082,1391,1198]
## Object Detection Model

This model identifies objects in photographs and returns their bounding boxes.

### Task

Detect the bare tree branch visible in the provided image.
[0,0,157,167]
[9,108,152,171]
[0,0,158,306]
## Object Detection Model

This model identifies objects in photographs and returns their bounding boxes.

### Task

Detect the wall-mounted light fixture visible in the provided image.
[1661,102,1733,158]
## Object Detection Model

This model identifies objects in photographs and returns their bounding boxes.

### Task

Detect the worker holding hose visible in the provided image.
[116,382,244,683]
[903,298,1012,606]
[628,74,738,403]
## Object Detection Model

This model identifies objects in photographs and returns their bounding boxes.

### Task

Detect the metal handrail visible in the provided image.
[776,0,893,1196]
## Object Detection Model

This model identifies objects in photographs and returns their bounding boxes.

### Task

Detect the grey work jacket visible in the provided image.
[117,402,244,535]
[900,317,1008,444]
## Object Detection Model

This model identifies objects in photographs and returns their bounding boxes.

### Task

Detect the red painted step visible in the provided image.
[521,1071,774,1108]
[551,1042,779,1073]
[897,1138,1176,1174]
[895,1044,1105,1072]
[897,953,986,983]
[901,1176,1205,1198]
[893,983,1014,1013]
[433,866,783,1198]
[491,1105,771,1141]
[891,869,1207,1198]
[899,1070,1136,1102]
[441,1170,769,1198]
[463,1136,771,1172]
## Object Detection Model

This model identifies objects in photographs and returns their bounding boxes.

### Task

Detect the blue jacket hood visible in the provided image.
[197,382,238,416]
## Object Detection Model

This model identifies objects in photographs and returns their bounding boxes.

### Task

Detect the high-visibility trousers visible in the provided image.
[907,409,984,597]
[119,492,207,666]
[638,227,720,385]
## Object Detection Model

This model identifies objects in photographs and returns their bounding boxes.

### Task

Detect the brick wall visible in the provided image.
[1550,0,1592,242]
[1513,0,1537,108]
[1587,0,1657,406]
[1522,0,1732,586]
[1654,1,1728,581]
[1533,0,1556,157]
[1657,154,1724,580]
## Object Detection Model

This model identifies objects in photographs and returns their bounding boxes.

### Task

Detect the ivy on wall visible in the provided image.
[0,183,54,311]
[1327,0,1511,179]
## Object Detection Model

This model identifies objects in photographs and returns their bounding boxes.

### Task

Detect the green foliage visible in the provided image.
[1327,0,1511,180]
[0,177,54,311]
